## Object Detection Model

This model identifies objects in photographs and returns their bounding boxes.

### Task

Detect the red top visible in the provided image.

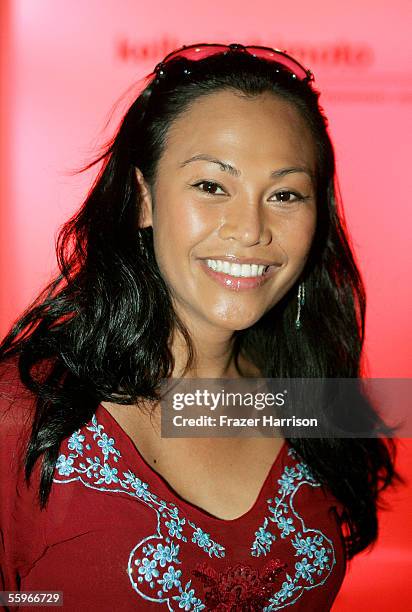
[0,361,347,611]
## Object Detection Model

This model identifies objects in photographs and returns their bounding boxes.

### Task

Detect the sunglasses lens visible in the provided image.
[174,45,227,61]
[154,43,312,82]
[247,47,308,80]
[157,45,227,70]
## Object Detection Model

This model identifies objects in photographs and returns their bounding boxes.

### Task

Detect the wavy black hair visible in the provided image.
[0,49,401,560]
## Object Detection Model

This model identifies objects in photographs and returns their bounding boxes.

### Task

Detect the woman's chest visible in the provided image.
[37,410,346,610]
[101,401,285,521]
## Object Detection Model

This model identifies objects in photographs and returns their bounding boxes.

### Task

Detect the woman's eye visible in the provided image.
[271,190,306,203]
[192,181,226,196]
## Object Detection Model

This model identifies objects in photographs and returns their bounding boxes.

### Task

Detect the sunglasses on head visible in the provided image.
[147,42,314,84]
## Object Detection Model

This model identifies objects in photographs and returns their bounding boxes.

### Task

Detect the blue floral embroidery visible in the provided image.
[97,462,119,485]
[97,432,117,456]
[249,448,336,611]
[153,543,179,568]
[292,534,323,558]
[53,414,225,609]
[67,431,85,454]
[187,525,224,558]
[54,418,338,611]
[158,566,182,591]
[55,454,74,476]
[313,547,330,572]
[276,575,295,601]
[251,517,277,556]
[173,581,205,611]
[166,518,185,540]
[122,471,152,501]
[277,465,299,495]
[295,558,316,583]
[138,557,159,583]
[277,514,295,537]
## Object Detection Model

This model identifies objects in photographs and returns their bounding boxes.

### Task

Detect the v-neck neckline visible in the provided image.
[95,402,288,526]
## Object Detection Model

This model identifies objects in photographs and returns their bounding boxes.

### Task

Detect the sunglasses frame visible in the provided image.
[151,42,314,84]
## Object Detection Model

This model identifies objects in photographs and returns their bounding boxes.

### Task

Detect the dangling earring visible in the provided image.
[295,282,305,330]
[138,229,147,255]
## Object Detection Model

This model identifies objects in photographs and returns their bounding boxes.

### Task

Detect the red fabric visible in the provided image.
[0,361,347,611]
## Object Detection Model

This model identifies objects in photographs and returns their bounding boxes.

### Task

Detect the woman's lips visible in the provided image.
[198,259,280,292]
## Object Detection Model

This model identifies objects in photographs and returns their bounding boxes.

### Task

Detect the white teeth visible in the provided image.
[206,259,268,277]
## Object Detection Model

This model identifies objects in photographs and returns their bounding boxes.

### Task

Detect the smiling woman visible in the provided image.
[0,43,399,611]
[140,91,317,333]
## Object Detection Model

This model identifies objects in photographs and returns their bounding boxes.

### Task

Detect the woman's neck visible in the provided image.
[170,323,260,379]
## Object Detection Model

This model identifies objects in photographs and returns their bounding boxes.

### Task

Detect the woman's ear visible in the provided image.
[135,167,153,228]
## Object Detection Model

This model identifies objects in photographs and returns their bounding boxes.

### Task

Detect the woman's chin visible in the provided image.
[173,297,266,333]
[206,310,263,332]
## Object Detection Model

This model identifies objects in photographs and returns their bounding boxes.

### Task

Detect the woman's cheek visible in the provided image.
[280,210,316,261]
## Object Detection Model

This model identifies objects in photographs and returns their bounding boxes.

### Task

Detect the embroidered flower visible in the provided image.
[88,419,104,438]
[296,461,314,481]
[275,575,296,602]
[138,557,159,582]
[175,582,205,611]
[295,557,316,583]
[166,518,185,539]
[80,455,101,478]
[251,517,277,556]
[191,527,212,550]
[158,566,182,591]
[97,432,117,456]
[168,505,180,520]
[313,547,330,572]
[187,527,225,558]
[56,454,75,476]
[207,541,225,559]
[292,534,322,558]
[277,465,298,494]
[131,476,150,499]
[153,543,180,568]
[67,432,85,454]
[277,515,295,537]
[256,526,274,544]
[96,463,118,485]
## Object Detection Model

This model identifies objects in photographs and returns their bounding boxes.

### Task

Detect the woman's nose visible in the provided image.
[217,199,271,247]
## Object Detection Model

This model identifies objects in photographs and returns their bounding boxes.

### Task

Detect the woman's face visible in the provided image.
[138,89,317,332]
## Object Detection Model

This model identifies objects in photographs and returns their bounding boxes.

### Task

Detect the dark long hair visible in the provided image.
[0,50,400,559]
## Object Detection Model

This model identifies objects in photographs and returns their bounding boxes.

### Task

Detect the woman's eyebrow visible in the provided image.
[179,154,314,182]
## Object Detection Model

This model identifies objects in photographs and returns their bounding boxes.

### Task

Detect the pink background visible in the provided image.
[1,1,411,608]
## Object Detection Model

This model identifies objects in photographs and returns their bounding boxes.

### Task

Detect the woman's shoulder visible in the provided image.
[0,356,36,457]
[0,357,51,592]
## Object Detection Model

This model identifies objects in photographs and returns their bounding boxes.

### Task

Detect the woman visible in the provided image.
[0,43,399,611]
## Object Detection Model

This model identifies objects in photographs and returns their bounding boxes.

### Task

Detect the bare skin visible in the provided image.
[102,90,317,520]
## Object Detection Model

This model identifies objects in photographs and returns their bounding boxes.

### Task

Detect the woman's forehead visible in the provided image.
[162,90,316,172]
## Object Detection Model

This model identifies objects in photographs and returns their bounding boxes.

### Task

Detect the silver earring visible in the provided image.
[138,229,146,255]
[295,282,305,330]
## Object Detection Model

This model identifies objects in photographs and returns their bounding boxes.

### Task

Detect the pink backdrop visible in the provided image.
[1,1,411,608]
